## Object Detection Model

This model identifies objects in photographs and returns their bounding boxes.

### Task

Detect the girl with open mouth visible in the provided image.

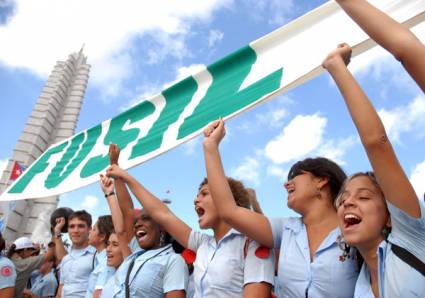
[99,170,188,298]
[105,149,275,297]
[323,0,425,294]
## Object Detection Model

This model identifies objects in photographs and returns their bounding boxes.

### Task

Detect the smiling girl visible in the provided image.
[323,41,425,297]
[105,148,275,298]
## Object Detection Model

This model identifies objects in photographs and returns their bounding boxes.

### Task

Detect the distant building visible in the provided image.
[0,49,90,244]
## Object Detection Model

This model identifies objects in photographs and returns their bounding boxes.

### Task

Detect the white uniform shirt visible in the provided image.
[188,229,274,298]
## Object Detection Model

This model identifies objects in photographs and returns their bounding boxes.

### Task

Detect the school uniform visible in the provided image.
[110,244,188,298]
[99,267,116,298]
[30,271,58,298]
[0,256,17,289]
[354,201,425,298]
[59,245,96,298]
[188,229,275,298]
[86,249,108,297]
[269,217,358,298]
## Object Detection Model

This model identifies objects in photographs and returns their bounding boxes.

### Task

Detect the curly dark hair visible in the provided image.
[199,177,250,209]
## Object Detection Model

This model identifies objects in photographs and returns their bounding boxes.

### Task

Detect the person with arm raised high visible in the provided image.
[106,152,275,298]
[202,118,358,297]
[324,42,425,298]
[335,0,425,92]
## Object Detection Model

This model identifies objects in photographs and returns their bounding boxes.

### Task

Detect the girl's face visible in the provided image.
[284,171,322,214]
[337,176,390,248]
[106,233,123,268]
[133,209,162,250]
[194,184,220,229]
[88,221,104,247]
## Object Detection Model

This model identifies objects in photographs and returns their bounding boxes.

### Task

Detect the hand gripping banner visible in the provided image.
[2,0,425,201]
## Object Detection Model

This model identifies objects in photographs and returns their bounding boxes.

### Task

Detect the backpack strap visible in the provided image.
[391,243,425,277]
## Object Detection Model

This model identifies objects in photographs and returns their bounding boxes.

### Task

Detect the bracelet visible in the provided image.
[55,233,62,239]
[105,191,115,198]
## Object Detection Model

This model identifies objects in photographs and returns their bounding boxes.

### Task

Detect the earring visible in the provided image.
[381,227,390,239]
[315,187,322,199]
[337,235,351,262]
[159,233,166,247]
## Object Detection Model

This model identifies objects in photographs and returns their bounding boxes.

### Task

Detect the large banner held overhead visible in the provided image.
[2,0,425,201]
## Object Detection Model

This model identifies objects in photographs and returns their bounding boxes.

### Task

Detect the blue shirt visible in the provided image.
[59,245,96,298]
[0,256,16,289]
[188,229,275,298]
[30,271,58,297]
[112,244,188,297]
[354,201,425,298]
[86,249,108,297]
[269,217,358,298]
[99,267,116,298]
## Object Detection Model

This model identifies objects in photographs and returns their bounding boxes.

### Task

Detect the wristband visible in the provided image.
[55,233,62,239]
[105,191,115,198]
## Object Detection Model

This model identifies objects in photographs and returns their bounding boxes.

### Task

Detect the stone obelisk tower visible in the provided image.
[0,48,90,243]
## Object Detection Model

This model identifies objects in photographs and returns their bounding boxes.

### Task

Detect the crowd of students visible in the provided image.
[1,1,425,297]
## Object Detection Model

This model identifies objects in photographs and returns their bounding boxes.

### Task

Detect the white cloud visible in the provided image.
[378,95,425,143]
[317,136,358,165]
[245,0,294,25]
[231,157,260,186]
[183,136,201,156]
[266,165,287,179]
[237,95,292,133]
[208,29,224,47]
[121,63,206,110]
[0,0,231,96]
[265,113,327,164]
[410,160,425,200]
[80,195,99,210]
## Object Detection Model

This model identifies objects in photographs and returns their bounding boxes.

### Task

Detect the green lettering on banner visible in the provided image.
[80,100,155,178]
[130,76,198,159]
[177,46,283,139]
[9,142,68,193]
[45,125,102,188]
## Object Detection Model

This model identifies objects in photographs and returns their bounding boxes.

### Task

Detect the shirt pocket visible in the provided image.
[208,257,243,292]
[131,261,164,297]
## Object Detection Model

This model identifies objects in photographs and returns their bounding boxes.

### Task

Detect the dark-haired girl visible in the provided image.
[87,215,114,298]
[106,145,275,298]
[102,150,188,298]
[202,119,358,297]
[324,39,425,297]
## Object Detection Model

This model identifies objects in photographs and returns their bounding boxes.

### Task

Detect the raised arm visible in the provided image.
[53,218,68,262]
[106,165,192,248]
[202,119,274,247]
[109,144,135,243]
[100,174,132,258]
[336,0,425,91]
[323,43,420,218]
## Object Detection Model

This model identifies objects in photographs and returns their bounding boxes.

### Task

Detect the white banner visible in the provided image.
[2,0,425,201]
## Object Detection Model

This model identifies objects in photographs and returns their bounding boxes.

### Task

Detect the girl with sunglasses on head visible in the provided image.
[201,119,358,298]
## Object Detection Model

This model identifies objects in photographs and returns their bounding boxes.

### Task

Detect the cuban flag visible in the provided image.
[9,161,25,181]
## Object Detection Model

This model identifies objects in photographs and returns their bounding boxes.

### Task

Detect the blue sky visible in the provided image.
[0,0,424,231]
